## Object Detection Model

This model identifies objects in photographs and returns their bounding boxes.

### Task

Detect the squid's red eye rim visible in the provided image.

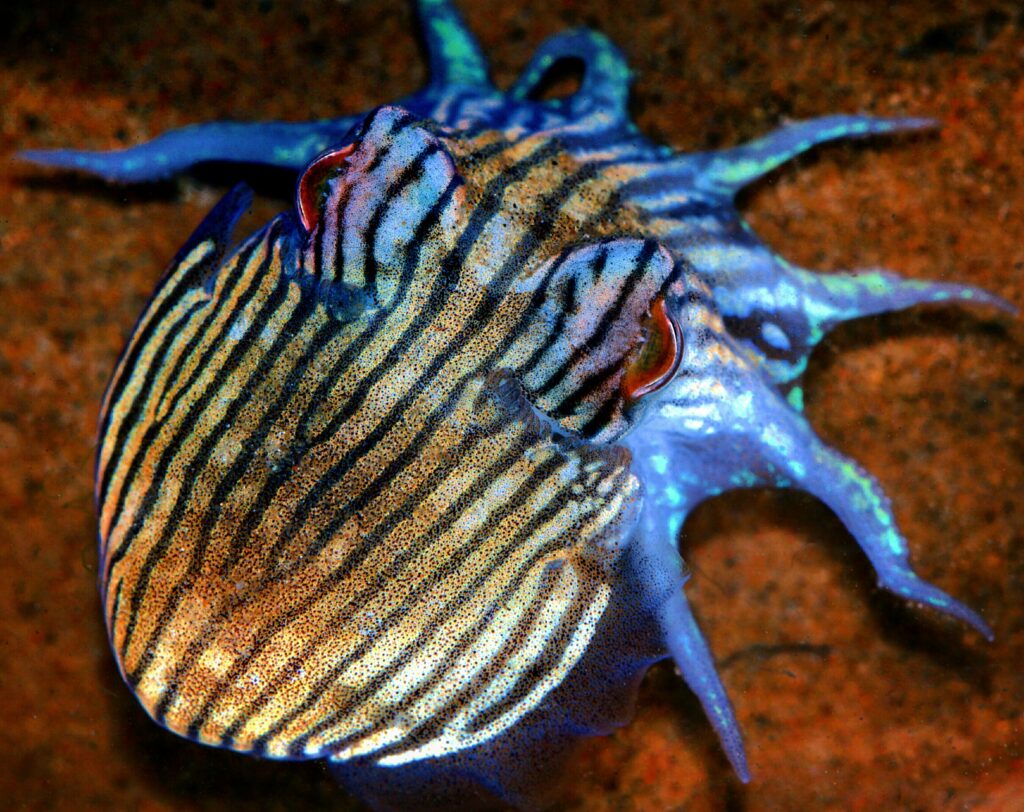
[621,296,683,402]
[297,143,357,233]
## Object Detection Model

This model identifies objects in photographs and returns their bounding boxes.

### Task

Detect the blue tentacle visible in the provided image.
[662,588,750,781]
[644,115,1013,398]
[416,0,493,90]
[628,271,994,639]
[616,116,935,206]
[630,523,750,781]
[691,114,937,196]
[18,0,495,183]
[18,118,360,183]
[508,28,632,126]
[625,271,993,778]
[695,234,1016,400]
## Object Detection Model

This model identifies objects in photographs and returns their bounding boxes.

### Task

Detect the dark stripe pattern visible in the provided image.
[97,106,669,765]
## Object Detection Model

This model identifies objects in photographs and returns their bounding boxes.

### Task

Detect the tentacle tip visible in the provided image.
[17,147,110,173]
[730,751,752,784]
[893,115,939,131]
[717,722,751,783]
[703,699,751,786]
[15,148,68,169]
[819,271,1019,325]
[15,147,150,184]
[944,596,997,642]
[964,611,996,643]
[883,574,995,642]
[947,284,1019,317]
[986,293,1019,318]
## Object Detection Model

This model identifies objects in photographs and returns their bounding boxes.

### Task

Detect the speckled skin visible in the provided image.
[1,1,1022,810]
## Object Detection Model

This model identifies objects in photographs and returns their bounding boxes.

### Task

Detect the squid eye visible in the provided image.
[296,143,356,232]
[621,296,683,402]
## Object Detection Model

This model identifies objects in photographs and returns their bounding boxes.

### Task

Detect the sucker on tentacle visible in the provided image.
[20,1,1012,808]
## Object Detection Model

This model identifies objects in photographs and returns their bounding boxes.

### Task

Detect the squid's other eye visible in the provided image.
[621,296,682,402]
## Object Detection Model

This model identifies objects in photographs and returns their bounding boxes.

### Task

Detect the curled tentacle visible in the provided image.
[508,28,632,127]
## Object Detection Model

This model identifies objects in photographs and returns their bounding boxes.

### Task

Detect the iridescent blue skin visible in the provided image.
[22,0,1012,796]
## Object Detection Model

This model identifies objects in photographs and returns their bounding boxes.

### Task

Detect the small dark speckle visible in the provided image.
[899,10,1010,59]
[723,57,748,79]
[52,327,78,352]
[970,394,991,413]
[17,599,42,619]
